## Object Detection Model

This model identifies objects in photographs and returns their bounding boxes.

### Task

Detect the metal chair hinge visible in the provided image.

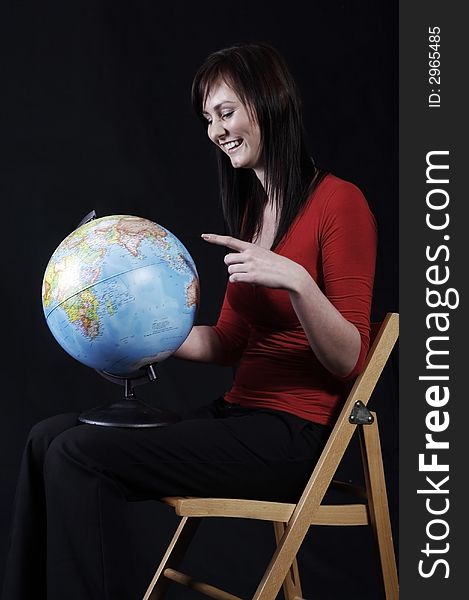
[349,400,374,425]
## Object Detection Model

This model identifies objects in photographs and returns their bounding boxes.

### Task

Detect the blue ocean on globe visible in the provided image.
[42,215,199,377]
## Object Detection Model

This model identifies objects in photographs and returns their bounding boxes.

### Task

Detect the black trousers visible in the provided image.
[1,397,330,600]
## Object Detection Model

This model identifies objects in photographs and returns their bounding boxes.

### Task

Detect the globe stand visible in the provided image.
[78,364,180,428]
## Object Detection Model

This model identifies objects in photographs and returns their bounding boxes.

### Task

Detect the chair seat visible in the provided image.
[162,496,369,526]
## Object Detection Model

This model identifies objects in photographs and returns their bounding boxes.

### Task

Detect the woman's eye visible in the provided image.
[222,111,233,120]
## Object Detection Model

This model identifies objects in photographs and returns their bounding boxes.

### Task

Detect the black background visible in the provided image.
[0,1,397,598]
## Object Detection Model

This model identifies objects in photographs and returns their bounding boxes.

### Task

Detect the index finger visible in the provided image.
[201,233,251,252]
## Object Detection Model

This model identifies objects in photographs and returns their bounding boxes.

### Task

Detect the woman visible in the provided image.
[1,43,376,600]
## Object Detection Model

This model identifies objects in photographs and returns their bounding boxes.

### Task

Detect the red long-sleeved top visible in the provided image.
[211,174,377,425]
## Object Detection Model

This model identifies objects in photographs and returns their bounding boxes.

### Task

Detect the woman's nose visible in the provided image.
[209,119,227,142]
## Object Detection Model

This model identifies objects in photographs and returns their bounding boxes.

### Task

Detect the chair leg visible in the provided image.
[359,419,399,600]
[273,523,303,600]
[142,516,201,600]
[249,514,310,600]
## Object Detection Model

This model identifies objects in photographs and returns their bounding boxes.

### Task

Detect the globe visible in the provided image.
[42,215,200,379]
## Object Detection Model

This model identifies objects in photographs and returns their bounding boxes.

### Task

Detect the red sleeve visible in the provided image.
[211,285,251,366]
[320,182,378,380]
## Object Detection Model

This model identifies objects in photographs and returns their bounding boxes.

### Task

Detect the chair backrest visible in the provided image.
[272,313,399,551]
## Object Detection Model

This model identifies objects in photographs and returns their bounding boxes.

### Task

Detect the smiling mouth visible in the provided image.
[222,139,243,153]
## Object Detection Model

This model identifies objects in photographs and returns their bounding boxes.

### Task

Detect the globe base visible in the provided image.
[78,398,180,428]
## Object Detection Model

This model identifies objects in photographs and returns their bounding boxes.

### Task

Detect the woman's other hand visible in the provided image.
[201,233,310,293]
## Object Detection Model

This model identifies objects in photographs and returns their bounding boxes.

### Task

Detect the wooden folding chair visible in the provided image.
[143,312,399,600]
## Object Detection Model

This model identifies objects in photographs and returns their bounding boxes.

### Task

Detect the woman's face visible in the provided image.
[202,79,263,176]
